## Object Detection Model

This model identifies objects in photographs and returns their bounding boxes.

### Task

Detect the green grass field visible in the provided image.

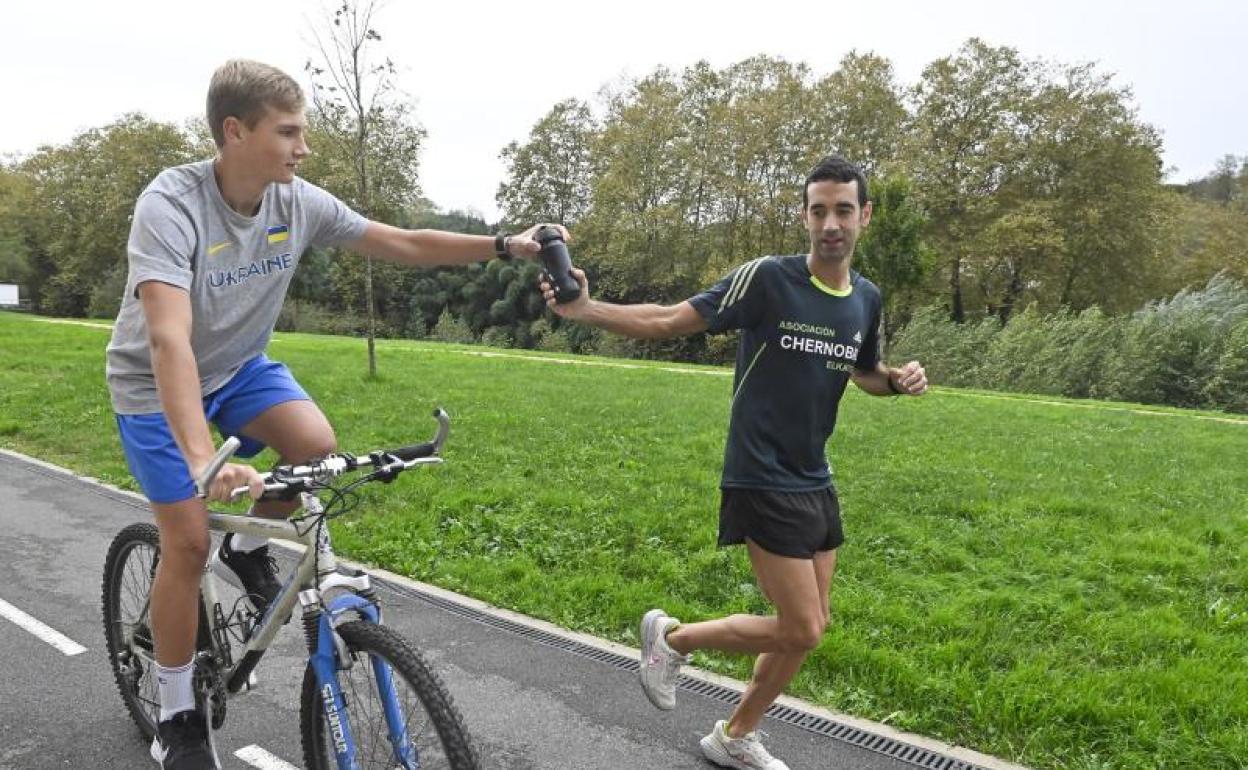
[2,310,1245,770]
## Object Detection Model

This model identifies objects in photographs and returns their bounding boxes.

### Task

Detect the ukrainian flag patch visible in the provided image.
[267,224,289,244]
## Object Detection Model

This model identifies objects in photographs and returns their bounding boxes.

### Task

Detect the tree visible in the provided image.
[17,114,200,315]
[811,51,908,179]
[905,39,1033,322]
[905,41,1168,320]
[0,165,34,289]
[1185,154,1247,206]
[305,0,425,376]
[855,175,932,337]
[966,202,1063,323]
[1161,192,1248,291]
[713,56,815,272]
[497,99,596,228]
[577,69,689,299]
[1017,63,1166,313]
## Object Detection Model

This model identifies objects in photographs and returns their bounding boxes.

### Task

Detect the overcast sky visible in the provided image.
[3,0,1244,221]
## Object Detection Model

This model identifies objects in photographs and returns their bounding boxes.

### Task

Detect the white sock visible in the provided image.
[230,509,268,552]
[157,660,195,722]
[230,534,268,553]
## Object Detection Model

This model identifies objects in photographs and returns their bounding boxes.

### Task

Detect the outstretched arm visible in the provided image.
[542,268,708,340]
[344,222,564,267]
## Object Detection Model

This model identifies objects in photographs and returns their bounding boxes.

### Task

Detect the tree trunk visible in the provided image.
[364,255,376,377]
[998,262,1024,325]
[949,254,965,323]
[353,33,377,379]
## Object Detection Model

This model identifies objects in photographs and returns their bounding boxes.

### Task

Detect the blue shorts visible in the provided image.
[115,354,310,504]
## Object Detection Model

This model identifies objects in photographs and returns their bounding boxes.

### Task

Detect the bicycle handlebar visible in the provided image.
[197,408,451,502]
[194,436,243,498]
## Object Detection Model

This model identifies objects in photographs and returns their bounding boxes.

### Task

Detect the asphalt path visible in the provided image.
[0,451,1013,770]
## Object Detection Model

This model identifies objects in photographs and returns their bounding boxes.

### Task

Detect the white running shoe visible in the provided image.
[638,608,688,710]
[700,720,791,770]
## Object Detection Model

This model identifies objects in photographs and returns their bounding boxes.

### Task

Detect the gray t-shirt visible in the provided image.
[106,159,368,414]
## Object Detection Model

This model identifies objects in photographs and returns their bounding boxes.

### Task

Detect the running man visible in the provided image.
[106,59,558,769]
[542,155,927,769]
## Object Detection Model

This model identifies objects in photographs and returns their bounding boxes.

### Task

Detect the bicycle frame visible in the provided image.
[201,483,432,769]
[200,501,342,694]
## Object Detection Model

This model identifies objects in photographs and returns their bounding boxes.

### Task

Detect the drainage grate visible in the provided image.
[377,576,992,770]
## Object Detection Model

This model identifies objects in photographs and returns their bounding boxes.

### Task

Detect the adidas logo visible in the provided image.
[853,331,863,343]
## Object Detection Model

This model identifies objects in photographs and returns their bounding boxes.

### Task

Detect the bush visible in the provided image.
[1100,274,1245,409]
[594,332,639,360]
[480,325,514,348]
[977,306,1122,397]
[890,306,999,387]
[1100,312,1200,407]
[698,332,738,366]
[889,273,1248,412]
[1203,317,1248,413]
[277,299,372,337]
[86,264,127,319]
[1057,308,1122,399]
[429,309,476,344]
[536,325,574,353]
[978,305,1057,393]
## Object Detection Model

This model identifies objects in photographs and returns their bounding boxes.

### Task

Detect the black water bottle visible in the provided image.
[535,226,581,304]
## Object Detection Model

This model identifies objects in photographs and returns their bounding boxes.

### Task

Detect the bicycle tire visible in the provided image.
[101,522,162,739]
[299,620,478,770]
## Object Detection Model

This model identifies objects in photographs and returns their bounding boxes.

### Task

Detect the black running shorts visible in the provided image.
[717,486,844,559]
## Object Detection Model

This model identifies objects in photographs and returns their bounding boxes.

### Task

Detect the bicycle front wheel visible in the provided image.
[101,522,162,739]
[300,620,478,770]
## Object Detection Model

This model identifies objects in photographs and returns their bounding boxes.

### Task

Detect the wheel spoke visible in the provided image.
[103,525,163,738]
[301,621,475,769]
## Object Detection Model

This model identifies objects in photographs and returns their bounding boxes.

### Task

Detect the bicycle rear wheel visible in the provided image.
[300,620,478,769]
[101,522,162,739]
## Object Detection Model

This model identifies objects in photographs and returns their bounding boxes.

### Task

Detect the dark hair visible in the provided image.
[802,155,869,209]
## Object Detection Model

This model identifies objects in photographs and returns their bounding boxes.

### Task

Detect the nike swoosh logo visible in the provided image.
[208,241,231,256]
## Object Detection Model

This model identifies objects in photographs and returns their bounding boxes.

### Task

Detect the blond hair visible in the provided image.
[206,60,305,148]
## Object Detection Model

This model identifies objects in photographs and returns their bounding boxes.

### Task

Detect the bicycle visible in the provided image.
[101,408,479,769]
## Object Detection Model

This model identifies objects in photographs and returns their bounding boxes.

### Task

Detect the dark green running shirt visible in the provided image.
[688,255,883,491]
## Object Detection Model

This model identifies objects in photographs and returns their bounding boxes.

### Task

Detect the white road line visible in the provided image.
[0,597,87,656]
[234,745,300,769]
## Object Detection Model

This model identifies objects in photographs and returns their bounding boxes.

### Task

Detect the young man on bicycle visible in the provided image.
[106,59,557,770]
[542,155,927,770]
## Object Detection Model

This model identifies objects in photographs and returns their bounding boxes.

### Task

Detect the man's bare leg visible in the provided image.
[667,544,831,659]
[726,546,837,737]
[150,498,212,667]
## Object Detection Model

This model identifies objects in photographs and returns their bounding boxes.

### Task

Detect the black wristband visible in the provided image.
[494,232,513,260]
[887,373,904,395]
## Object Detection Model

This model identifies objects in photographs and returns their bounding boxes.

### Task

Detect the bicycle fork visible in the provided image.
[301,588,419,770]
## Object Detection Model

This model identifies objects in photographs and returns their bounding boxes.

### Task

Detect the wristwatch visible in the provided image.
[494,233,513,260]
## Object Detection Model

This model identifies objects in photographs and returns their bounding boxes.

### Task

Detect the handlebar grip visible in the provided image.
[387,408,450,462]
[391,441,436,461]
[195,436,242,497]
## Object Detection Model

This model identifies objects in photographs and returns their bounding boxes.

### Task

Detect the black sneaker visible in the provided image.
[150,709,214,769]
[211,534,281,617]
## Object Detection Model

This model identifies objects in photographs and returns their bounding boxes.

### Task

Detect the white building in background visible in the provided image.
[0,284,19,307]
